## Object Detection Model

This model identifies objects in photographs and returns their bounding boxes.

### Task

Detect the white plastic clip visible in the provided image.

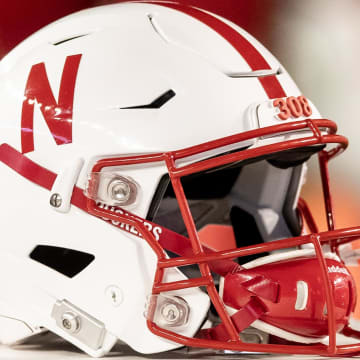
[295,281,308,311]
[50,158,84,213]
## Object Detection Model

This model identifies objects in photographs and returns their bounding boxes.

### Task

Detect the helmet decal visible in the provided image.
[21,54,82,154]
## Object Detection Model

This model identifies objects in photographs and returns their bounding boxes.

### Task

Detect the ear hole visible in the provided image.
[29,245,95,278]
[52,34,89,46]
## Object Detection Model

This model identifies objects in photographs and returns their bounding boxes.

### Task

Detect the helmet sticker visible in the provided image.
[21,54,82,154]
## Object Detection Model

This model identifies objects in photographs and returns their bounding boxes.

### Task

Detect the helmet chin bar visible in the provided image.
[87,119,360,356]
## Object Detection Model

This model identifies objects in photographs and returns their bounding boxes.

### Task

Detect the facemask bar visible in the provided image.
[86,118,360,356]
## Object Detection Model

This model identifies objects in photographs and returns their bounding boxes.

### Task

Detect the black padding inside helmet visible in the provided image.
[147,174,170,221]
[230,206,268,264]
[147,145,325,255]
[148,145,324,218]
[166,166,242,200]
[282,165,304,236]
[152,198,233,237]
[267,145,325,169]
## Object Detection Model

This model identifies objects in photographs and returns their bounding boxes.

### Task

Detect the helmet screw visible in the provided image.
[160,303,181,324]
[105,285,123,307]
[50,193,62,208]
[110,181,130,203]
[61,312,81,333]
[107,176,138,206]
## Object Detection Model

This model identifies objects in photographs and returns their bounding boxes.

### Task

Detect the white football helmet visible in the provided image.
[0,1,359,357]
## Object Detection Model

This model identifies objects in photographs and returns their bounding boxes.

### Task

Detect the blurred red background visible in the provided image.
[0,0,278,59]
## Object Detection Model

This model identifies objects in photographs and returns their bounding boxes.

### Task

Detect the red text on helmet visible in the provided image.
[273,96,312,121]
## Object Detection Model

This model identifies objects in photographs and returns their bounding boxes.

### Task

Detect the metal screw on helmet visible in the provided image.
[107,176,138,206]
[144,295,190,328]
[159,296,189,327]
[52,300,106,351]
[105,285,123,307]
[161,303,181,324]
[110,180,130,202]
[50,193,62,208]
[61,312,81,333]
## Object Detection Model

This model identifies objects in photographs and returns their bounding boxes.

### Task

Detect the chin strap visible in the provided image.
[0,143,279,339]
[199,297,268,341]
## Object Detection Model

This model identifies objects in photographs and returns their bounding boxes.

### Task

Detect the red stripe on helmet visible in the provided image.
[142,1,286,99]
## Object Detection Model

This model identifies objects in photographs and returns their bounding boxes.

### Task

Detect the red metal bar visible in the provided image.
[311,235,337,354]
[342,325,360,341]
[171,134,347,179]
[165,154,241,342]
[89,119,345,173]
[164,155,203,255]
[153,277,212,293]
[91,153,165,172]
[298,198,319,234]
[319,151,335,232]
[147,319,360,355]
[171,119,338,160]
[157,226,360,270]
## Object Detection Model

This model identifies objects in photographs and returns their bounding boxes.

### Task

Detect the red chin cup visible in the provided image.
[223,254,356,338]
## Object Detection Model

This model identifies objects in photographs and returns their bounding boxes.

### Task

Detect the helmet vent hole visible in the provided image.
[29,245,95,278]
[147,14,169,43]
[120,89,176,109]
[52,34,89,46]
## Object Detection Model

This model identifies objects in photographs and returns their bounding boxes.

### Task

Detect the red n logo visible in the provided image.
[21,54,82,154]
